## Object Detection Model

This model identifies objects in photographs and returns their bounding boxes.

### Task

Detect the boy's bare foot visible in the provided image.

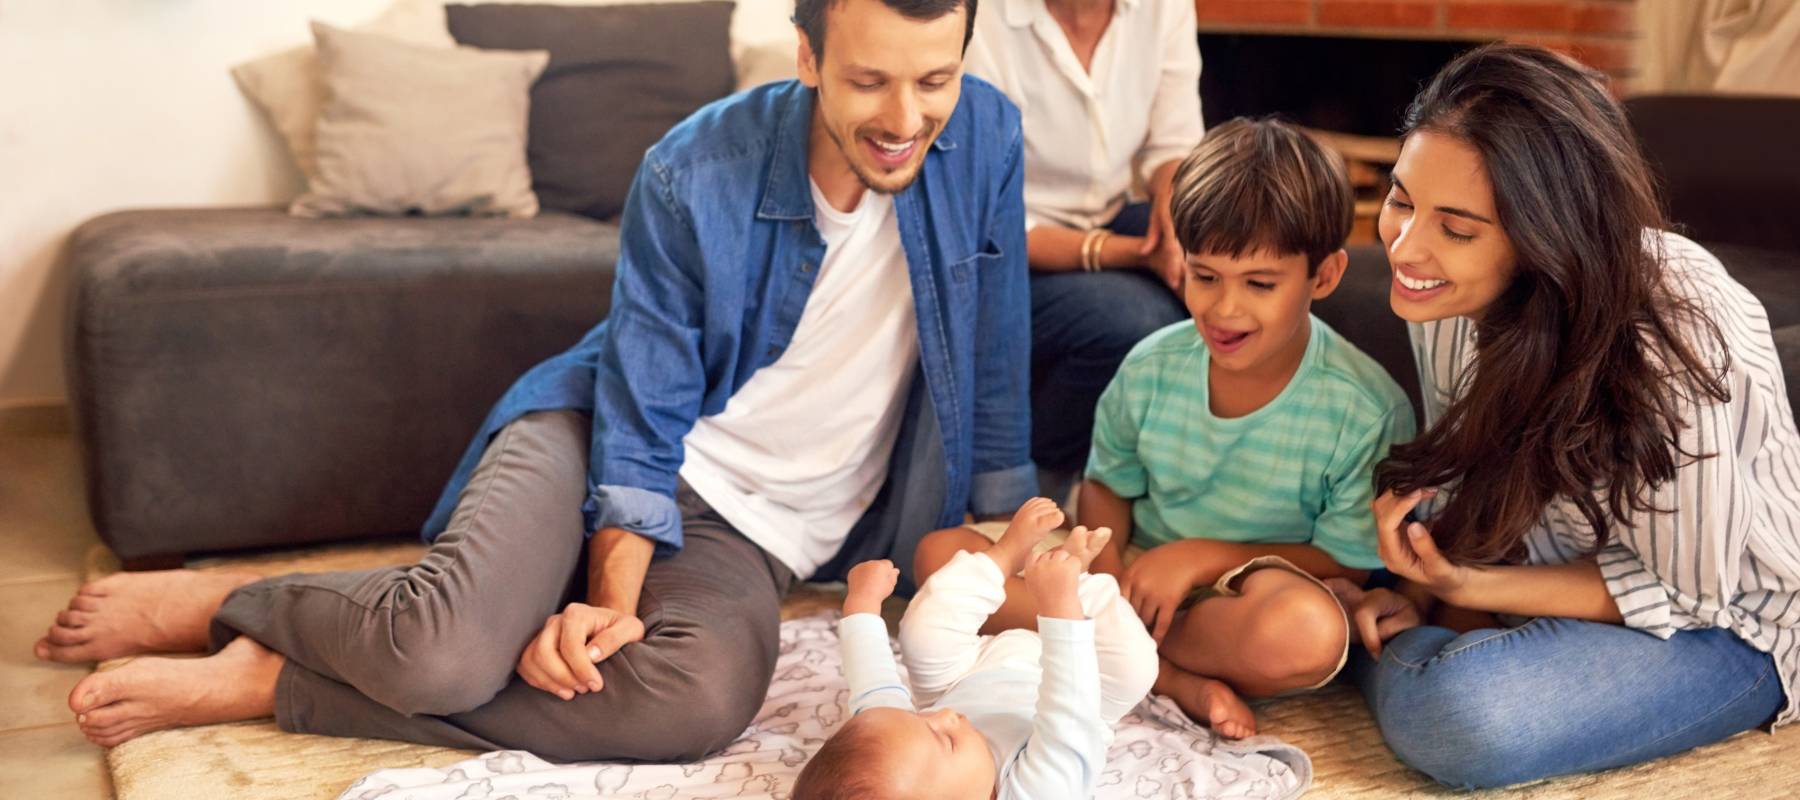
[987,497,1064,577]
[36,570,260,664]
[1158,660,1257,739]
[1056,525,1114,573]
[69,636,282,747]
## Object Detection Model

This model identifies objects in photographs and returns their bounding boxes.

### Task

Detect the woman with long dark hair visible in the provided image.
[1343,43,1800,788]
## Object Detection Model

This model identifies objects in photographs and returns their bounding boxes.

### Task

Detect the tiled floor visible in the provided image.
[0,421,115,798]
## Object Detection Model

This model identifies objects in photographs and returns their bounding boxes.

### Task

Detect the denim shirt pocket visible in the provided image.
[948,239,1005,283]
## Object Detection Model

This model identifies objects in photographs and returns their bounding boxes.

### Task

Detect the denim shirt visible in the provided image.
[422,78,1037,556]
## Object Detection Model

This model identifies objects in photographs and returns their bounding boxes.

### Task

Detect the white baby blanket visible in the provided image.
[339,613,1312,800]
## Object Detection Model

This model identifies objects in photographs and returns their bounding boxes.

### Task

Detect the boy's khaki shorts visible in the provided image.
[960,521,1350,689]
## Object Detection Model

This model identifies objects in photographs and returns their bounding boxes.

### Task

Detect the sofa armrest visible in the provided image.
[66,208,618,561]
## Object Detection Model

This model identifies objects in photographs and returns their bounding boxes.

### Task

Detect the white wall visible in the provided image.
[0,0,392,408]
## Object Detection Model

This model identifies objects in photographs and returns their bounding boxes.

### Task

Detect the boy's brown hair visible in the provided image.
[1167,117,1353,274]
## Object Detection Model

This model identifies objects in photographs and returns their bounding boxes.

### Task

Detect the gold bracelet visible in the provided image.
[1088,230,1111,272]
[1080,228,1101,272]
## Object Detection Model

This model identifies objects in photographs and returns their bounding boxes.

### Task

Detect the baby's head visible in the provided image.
[1167,117,1354,375]
[793,706,996,800]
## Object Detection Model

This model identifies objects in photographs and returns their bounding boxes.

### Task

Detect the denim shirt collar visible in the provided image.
[756,84,962,221]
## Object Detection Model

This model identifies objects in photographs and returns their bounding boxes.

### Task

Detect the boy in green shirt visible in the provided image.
[915,118,1414,738]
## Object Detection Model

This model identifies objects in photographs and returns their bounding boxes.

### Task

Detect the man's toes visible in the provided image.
[69,673,122,713]
[56,609,91,629]
[70,594,103,613]
[77,577,118,597]
[77,700,137,730]
[44,624,92,647]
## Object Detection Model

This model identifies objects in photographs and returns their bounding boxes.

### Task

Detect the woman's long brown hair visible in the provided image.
[1374,44,1731,565]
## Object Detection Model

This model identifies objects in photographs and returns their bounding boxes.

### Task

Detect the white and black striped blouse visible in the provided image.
[1412,230,1800,728]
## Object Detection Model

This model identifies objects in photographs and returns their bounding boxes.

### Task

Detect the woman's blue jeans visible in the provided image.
[1351,617,1786,790]
[1028,203,1188,471]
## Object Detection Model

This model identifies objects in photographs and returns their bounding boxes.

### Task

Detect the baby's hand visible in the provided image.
[844,559,900,616]
[1023,550,1084,620]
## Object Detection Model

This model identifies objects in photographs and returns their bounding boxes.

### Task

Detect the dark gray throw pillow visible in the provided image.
[446,2,736,221]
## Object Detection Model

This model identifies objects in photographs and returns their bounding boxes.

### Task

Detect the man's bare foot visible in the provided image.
[987,497,1064,576]
[1158,661,1257,739]
[70,636,282,747]
[36,570,260,663]
[1055,525,1113,573]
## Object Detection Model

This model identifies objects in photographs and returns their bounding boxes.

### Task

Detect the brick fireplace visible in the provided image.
[1190,0,1639,242]
[1195,0,1637,77]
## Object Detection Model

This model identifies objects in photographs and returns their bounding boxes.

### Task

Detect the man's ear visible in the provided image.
[1311,248,1349,300]
[796,25,821,88]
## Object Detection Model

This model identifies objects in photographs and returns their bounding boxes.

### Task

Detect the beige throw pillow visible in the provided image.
[232,0,454,180]
[290,22,548,218]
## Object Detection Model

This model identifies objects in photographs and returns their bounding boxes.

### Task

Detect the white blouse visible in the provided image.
[964,0,1204,232]
[1414,231,1800,727]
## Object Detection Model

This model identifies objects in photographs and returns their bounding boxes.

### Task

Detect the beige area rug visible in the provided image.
[86,541,1800,799]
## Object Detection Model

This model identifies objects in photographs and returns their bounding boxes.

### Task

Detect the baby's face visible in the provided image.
[858,706,996,798]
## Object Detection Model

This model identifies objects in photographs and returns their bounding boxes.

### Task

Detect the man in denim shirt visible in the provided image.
[44,0,1038,764]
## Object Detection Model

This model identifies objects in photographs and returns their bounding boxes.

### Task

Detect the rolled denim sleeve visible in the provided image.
[583,151,710,556]
[968,107,1035,517]
[582,485,683,557]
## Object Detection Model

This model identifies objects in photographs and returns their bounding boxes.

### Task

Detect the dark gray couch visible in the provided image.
[65,96,1800,567]
[66,210,620,566]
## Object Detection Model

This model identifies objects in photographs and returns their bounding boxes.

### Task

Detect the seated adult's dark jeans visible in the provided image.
[1028,202,1190,472]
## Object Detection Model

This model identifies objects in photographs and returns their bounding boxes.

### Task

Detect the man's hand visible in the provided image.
[516,602,645,700]
[1372,488,1471,600]
[1120,544,1207,643]
[1323,578,1423,658]
[844,559,900,617]
[1024,550,1085,620]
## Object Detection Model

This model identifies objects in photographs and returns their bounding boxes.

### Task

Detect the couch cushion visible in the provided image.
[66,209,618,559]
[293,22,549,219]
[1626,95,1800,253]
[445,1,737,221]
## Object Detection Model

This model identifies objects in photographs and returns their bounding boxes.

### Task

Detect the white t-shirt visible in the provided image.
[964,0,1204,231]
[679,182,919,579]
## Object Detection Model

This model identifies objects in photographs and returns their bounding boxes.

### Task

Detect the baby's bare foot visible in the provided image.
[70,636,282,747]
[1057,525,1114,573]
[36,570,260,664]
[989,497,1064,576]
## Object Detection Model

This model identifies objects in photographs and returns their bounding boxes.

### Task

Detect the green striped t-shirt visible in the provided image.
[1084,317,1415,570]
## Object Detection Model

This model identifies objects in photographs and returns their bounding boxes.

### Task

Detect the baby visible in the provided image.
[793,498,1159,800]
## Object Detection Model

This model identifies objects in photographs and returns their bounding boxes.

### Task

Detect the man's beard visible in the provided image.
[819,105,934,194]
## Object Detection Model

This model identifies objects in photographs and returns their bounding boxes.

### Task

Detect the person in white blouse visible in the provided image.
[964,0,1203,478]
[1329,44,1800,789]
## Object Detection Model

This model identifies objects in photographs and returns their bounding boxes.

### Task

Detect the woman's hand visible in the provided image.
[1324,578,1423,658]
[1372,488,1470,599]
[516,602,645,700]
[1120,545,1206,643]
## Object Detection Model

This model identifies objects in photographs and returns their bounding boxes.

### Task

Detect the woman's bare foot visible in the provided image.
[1056,525,1113,573]
[1158,660,1257,739]
[69,636,282,747]
[987,497,1064,576]
[36,570,260,663]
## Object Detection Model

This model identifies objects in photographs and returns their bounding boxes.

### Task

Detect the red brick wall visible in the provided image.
[1195,0,1636,78]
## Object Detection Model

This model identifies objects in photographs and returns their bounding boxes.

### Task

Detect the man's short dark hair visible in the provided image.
[1168,117,1354,275]
[792,0,978,61]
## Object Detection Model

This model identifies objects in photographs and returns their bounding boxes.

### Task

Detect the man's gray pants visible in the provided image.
[208,400,943,762]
